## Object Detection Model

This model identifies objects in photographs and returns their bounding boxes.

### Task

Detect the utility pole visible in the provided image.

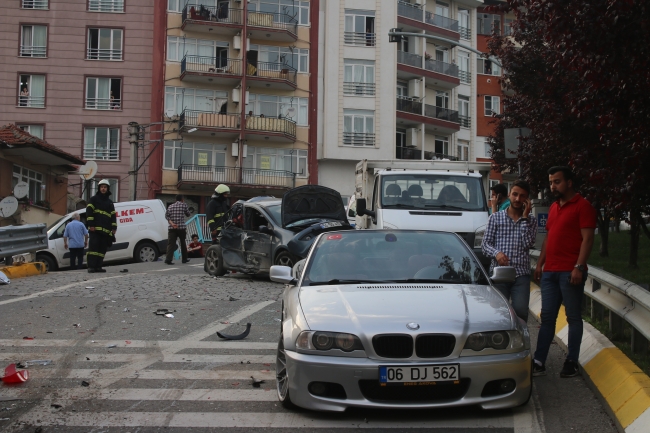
[127,122,140,201]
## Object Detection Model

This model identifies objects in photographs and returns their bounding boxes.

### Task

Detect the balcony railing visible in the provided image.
[396,147,459,161]
[460,26,471,40]
[178,164,295,189]
[459,115,470,128]
[343,132,375,147]
[180,109,241,130]
[22,0,48,8]
[245,114,296,138]
[397,50,422,68]
[343,82,376,96]
[425,12,459,32]
[424,104,459,123]
[397,1,423,21]
[396,96,423,115]
[87,48,122,61]
[424,58,459,77]
[20,45,46,57]
[18,95,45,108]
[85,97,121,110]
[247,11,297,35]
[344,32,376,47]
[247,61,297,84]
[88,0,124,12]
[459,70,471,83]
[83,147,119,160]
[182,55,242,75]
[182,5,243,26]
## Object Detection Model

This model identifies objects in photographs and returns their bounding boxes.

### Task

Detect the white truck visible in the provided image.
[352,159,493,267]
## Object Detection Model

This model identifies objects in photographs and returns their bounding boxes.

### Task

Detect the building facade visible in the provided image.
[148,0,319,212]
[0,0,155,204]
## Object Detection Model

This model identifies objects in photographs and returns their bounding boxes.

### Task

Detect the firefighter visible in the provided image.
[86,179,117,273]
[206,184,230,244]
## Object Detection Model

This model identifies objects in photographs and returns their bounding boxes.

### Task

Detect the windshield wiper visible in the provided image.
[309,279,390,286]
[423,204,467,211]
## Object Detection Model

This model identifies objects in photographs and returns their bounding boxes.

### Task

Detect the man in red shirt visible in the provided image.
[533,166,596,378]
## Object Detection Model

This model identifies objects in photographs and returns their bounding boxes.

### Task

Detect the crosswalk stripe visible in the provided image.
[52,369,276,381]
[0,339,277,350]
[0,353,274,364]
[1,388,277,401]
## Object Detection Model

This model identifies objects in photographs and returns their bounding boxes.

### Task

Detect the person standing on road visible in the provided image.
[86,179,117,273]
[165,194,191,265]
[482,180,538,323]
[489,183,511,214]
[63,213,89,270]
[206,184,230,244]
[533,166,596,378]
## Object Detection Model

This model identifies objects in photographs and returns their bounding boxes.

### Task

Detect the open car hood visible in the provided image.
[282,185,348,228]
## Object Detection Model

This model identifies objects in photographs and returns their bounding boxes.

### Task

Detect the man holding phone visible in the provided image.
[490,183,511,214]
[482,180,537,323]
[532,166,596,378]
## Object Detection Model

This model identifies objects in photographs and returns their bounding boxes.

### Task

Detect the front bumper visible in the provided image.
[285,350,531,412]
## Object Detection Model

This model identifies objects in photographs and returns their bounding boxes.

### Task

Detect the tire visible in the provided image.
[274,250,297,268]
[36,254,57,272]
[276,333,296,409]
[134,241,159,263]
[205,245,226,276]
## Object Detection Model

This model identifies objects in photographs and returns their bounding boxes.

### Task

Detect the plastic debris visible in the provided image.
[164,313,174,318]
[251,376,265,388]
[228,296,239,301]
[22,337,34,340]
[86,287,94,289]
[24,360,53,366]
[41,315,49,318]
[274,318,282,322]
[160,328,171,331]
[123,308,130,312]
[1,364,29,384]
[217,323,251,340]
[154,309,173,316]
[73,324,81,328]
[0,271,9,285]
[81,381,90,387]
[50,404,62,409]
[107,344,117,348]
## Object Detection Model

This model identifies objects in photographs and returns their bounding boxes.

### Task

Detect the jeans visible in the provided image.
[69,247,85,270]
[534,271,586,364]
[166,229,187,262]
[493,275,531,322]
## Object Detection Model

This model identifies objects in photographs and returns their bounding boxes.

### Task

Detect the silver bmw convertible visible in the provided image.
[270,229,532,411]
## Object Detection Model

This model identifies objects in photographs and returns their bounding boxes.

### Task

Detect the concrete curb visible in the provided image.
[529,282,650,433]
[0,262,47,279]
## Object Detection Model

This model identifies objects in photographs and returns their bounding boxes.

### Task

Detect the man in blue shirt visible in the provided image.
[63,213,89,270]
[489,183,511,215]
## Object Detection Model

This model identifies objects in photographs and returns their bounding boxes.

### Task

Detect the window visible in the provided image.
[165,87,228,116]
[435,1,449,18]
[343,109,375,146]
[167,37,229,62]
[168,0,220,13]
[86,78,122,110]
[248,94,308,126]
[12,165,44,203]
[458,51,470,83]
[435,46,449,63]
[243,146,308,177]
[477,57,501,75]
[434,136,450,158]
[249,44,309,73]
[505,18,514,36]
[344,10,375,46]
[84,127,120,160]
[484,96,500,116]
[84,178,118,202]
[457,140,469,161]
[88,0,124,12]
[396,82,408,98]
[435,90,449,108]
[18,74,45,108]
[477,13,501,35]
[17,124,44,139]
[22,0,48,9]
[458,95,470,128]
[163,141,227,169]
[458,9,470,39]
[247,0,310,25]
[87,28,123,60]
[20,25,47,57]
[477,137,491,158]
[343,60,375,96]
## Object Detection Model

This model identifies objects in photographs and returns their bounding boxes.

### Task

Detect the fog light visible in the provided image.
[500,379,516,393]
[481,378,517,397]
[309,382,328,396]
[308,381,347,399]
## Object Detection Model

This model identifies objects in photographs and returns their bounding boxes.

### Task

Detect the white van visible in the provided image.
[36,199,169,271]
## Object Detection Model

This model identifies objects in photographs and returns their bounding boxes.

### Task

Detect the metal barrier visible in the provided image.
[0,224,47,263]
[531,250,650,354]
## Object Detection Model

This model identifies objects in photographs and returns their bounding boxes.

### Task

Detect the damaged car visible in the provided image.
[204,185,354,276]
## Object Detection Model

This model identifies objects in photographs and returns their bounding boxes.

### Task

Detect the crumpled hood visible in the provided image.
[282,185,347,228]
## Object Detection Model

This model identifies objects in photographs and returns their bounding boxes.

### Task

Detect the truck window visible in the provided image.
[381,174,486,211]
[371,178,379,211]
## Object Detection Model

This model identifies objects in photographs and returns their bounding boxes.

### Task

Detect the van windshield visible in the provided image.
[381,174,486,211]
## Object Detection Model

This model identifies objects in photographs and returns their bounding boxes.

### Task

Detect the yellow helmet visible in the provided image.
[215,184,230,194]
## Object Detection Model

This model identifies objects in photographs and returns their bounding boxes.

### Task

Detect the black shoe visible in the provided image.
[95,268,106,273]
[182,259,190,263]
[560,359,580,378]
[532,360,546,377]
[165,261,174,265]
[87,268,96,273]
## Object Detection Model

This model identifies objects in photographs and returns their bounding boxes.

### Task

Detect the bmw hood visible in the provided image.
[299,284,513,336]
[282,185,348,228]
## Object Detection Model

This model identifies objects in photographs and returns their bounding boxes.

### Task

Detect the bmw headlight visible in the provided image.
[296,331,364,352]
[462,330,525,355]
[474,225,486,248]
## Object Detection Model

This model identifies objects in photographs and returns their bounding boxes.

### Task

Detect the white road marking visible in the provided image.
[190,264,204,267]
[153,268,178,271]
[1,388,277,402]
[0,339,276,350]
[56,369,276,381]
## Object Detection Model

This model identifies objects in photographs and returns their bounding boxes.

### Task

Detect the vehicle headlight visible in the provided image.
[463,331,524,352]
[295,331,364,352]
[474,225,486,248]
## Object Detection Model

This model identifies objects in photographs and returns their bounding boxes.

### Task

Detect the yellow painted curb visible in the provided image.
[0,262,47,279]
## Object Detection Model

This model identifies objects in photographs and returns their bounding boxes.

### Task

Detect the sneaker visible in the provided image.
[560,360,580,378]
[182,259,190,263]
[532,360,546,377]
[87,268,96,273]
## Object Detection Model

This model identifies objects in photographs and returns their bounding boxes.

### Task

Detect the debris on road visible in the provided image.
[251,376,265,388]
[1,364,29,384]
[154,308,175,316]
[22,337,34,340]
[50,404,62,409]
[107,344,117,348]
[23,360,53,366]
[160,328,171,331]
[228,296,239,301]
[41,315,49,318]
[86,287,94,290]
[81,381,90,387]
[120,269,129,273]
[164,313,175,318]
[73,323,81,328]
[217,323,251,340]
[123,308,130,312]
[0,271,9,285]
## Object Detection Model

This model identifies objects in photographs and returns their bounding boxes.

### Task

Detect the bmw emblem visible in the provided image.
[406,322,420,330]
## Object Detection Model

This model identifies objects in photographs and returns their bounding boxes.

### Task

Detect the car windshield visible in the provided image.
[381,174,487,211]
[302,231,489,286]
[265,205,282,225]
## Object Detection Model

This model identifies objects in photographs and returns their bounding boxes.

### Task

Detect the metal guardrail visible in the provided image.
[179,109,241,130]
[247,11,298,36]
[425,11,459,32]
[343,132,375,147]
[0,224,47,261]
[424,58,459,77]
[248,61,297,84]
[344,32,376,46]
[343,82,376,96]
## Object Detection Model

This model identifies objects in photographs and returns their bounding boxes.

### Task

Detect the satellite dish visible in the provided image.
[165,108,176,118]
[13,181,29,199]
[78,161,98,180]
[0,196,19,218]
[284,106,296,118]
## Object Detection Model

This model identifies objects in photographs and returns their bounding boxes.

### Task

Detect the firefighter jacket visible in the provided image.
[206,194,229,233]
[86,190,117,237]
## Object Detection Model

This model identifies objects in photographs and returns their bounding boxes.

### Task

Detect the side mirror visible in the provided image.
[270,265,297,285]
[356,198,376,218]
[491,266,516,284]
[259,225,274,235]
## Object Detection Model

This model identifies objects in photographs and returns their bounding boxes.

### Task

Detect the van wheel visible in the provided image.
[205,245,226,276]
[134,242,159,263]
[36,254,57,272]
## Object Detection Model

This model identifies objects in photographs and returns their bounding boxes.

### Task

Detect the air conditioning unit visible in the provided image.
[406,128,418,147]
[232,88,240,103]
[233,35,241,50]
[231,142,239,157]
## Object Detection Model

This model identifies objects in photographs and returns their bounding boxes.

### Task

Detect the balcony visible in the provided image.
[179,109,240,138]
[459,115,471,128]
[343,82,376,96]
[396,147,459,161]
[460,26,471,40]
[397,1,459,39]
[344,32,376,47]
[396,97,460,135]
[182,5,243,35]
[85,97,121,110]
[247,12,298,42]
[397,51,460,89]
[245,114,296,142]
[180,55,242,85]
[343,132,375,147]
[246,61,297,90]
[22,0,48,8]
[459,70,471,84]
[177,164,296,191]
[88,0,124,12]
[20,45,47,57]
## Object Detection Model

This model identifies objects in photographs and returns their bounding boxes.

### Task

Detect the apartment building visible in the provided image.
[149,0,319,211]
[0,0,155,204]
[317,0,483,197]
